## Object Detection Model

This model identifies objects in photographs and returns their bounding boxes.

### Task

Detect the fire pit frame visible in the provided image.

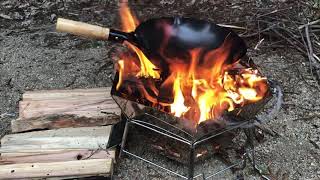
[114,80,282,179]
[119,114,250,179]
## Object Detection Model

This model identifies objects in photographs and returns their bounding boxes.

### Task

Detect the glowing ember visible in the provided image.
[116,3,268,125]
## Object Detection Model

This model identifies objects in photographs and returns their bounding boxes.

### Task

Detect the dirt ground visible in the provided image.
[0,0,319,179]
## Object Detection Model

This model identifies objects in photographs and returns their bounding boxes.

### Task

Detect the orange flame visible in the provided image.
[116,3,268,125]
[171,73,190,117]
[119,2,160,79]
[116,60,124,90]
[119,2,139,32]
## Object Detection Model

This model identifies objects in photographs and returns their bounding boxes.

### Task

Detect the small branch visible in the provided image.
[313,53,320,63]
[240,24,276,38]
[254,38,265,50]
[271,28,306,55]
[256,7,293,18]
[255,124,280,137]
[305,25,316,64]
[217,24,246,30]
[299,19,320,29]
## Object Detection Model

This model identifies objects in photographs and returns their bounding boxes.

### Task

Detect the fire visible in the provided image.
[125,43,160,79]
[171,73,190,117]
[119,2,138,32]
[238,88,260,101]
[119,2,160,79]
[116,60,124,90]
[116,3,268,125]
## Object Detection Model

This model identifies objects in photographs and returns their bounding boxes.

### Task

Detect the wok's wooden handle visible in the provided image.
[56,18,110,40]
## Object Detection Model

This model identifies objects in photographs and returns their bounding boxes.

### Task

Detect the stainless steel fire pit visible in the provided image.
[111,76,282,179]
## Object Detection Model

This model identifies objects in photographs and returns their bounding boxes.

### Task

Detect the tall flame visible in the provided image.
[116,60,124,90]
[119,2,160,79]
[171,73,190,117]
[119,2,139,32]
[116,3,268,125]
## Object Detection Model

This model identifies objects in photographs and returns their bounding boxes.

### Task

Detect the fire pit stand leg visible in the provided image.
[244,127,256,170]
[119,119,130,158]
[188,143,195,180]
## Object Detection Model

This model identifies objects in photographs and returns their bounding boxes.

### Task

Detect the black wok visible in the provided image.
[56,17,247,69]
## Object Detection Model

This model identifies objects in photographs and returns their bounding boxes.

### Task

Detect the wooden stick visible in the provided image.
[0,159,113,179]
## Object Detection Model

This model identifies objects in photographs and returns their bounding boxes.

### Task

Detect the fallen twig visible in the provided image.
[240,24,276,38]
[305,24,320,84]
[217,24,246,30]
[271,28,306,55]
[313,53,320,62]
[305,25,316,65]
[254,38,265,50]
[299,19,320,29]
[309,139,320,149]
[255,124,280,137]
[256,8,292,18]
